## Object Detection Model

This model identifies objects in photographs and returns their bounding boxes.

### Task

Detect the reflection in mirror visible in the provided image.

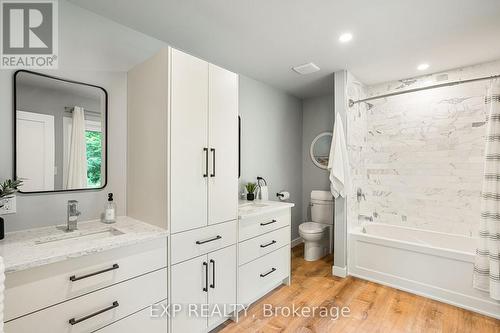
[310,132,332,169]
[15,71,107,193]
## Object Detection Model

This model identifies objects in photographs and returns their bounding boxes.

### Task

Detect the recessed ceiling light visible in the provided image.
[417,63,430,71]
[292,62,320,75]
[339,33,353,43]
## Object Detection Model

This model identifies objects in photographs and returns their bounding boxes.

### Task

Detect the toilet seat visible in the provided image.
[299,222,326,234]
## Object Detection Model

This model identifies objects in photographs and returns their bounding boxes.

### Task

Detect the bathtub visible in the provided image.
[349,223,500,319]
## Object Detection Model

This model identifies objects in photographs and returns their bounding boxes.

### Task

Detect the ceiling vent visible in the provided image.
[292,62,320,75]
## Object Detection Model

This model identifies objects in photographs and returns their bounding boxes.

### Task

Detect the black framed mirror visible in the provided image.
[14,70,108,193]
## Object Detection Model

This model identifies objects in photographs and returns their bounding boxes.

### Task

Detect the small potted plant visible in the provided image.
[0,178,23,240]
[245,182,257,201]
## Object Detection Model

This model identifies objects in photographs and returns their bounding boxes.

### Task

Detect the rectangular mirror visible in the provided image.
[14,70,107,193]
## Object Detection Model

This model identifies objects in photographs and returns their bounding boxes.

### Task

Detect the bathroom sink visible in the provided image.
[35,227,124,246]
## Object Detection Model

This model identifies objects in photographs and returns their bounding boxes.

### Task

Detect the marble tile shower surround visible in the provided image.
[345,72,369,233]
[347,59,500,236]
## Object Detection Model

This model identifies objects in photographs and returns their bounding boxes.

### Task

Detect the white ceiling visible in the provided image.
[69,0,500,99]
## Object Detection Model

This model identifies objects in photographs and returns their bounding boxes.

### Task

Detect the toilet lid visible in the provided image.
[300,222,326,234]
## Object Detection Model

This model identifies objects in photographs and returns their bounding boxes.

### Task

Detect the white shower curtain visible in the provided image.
[474,80,500,300]
[66,106,88,189]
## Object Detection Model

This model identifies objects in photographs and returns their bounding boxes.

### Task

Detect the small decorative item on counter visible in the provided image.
[103,193,117,224]
[245,182,257,201]
[0,178,23,240]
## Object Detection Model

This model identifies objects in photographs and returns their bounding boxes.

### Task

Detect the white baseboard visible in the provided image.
[291,237,303,248]
[332,265,347,278]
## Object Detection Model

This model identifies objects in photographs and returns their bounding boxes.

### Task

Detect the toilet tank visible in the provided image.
[310,191,334,225]
[311,200,334,224]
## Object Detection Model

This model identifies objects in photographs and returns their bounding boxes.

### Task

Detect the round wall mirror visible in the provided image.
[310,132,332,169]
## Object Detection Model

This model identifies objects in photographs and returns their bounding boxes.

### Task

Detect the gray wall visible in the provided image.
[239,76,303,240]
[1,70,126,232]
[301,95,334,221]
[0,1,164,232]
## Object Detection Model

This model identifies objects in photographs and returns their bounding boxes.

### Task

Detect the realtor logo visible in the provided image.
[1,0,58,68]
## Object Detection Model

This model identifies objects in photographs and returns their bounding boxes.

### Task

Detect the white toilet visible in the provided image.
[299,190,334,261]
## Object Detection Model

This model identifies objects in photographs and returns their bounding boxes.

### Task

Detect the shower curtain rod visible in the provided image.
[348,73,500,108]
[64,106,101,116]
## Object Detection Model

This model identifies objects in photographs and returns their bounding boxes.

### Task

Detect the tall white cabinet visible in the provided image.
[170,49,238,234]
[128,47,239,333]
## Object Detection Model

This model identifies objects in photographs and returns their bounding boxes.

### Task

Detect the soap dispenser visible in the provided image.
[103,193,116,224]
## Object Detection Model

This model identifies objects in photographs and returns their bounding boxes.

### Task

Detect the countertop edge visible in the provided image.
[238,202,295,219]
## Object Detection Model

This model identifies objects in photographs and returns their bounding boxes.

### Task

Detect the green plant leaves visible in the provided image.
[245,182,257,194]
[0,178,23,198]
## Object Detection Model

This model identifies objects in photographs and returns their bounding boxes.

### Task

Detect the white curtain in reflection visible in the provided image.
[474,80,500,300]
[66,106,87,189]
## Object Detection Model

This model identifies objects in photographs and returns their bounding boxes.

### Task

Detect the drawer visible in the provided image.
[238,245,290,306]
[5,237,167,322]
[238,226,290,266]
[5,268,167,333]
[170,220,237,264]
[239,209,290,242]
[95,300,167,333]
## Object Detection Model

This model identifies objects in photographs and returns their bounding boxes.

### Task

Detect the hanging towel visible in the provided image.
[473,79,500,300]
[328,113,350,198]
[0,256,5,333]
[66,106,88,189]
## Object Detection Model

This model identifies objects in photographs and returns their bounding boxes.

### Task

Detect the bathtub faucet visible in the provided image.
[356,188,366,202]
[358,214,373,222]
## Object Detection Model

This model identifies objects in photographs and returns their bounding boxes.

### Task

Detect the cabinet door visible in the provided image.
[207,245,237,329]
[171,49,209,233]
[171,255,208,333]
[208,64,238,225]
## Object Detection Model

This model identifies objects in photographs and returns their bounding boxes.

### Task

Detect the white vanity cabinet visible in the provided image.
[4,237,168,333]
[170,48,239,234]
[171,244,237,333]
[237,205,293,306]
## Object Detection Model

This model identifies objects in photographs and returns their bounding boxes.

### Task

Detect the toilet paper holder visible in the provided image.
[276,191,290,201]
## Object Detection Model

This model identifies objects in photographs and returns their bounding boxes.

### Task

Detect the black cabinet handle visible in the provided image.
[203,148,209,177]
[69,264,119,282]
[210,148,216,177]
[195,235,222,245]
[260,240,277,248]
[69,301,119,325]
[260,219,277,226]
[210,259,215,289]
[203,261,208,292]
[260,268,276,278]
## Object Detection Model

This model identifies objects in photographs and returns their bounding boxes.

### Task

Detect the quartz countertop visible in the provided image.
[0,216,167,273]
[238,200,295,219]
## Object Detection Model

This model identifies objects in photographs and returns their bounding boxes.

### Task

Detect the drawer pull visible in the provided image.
[210,148,216,177]
[196,235,222,245]
[210,259,216,289]
[260,219,277,226]
[69,301,119,325]
[260,240,277,248]
[260,268,277,278]
[203,261,208,292]
[69,264,119,282]
[203,148,209,177]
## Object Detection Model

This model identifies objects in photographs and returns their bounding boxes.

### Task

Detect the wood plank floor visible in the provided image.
[218,244,500,333]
